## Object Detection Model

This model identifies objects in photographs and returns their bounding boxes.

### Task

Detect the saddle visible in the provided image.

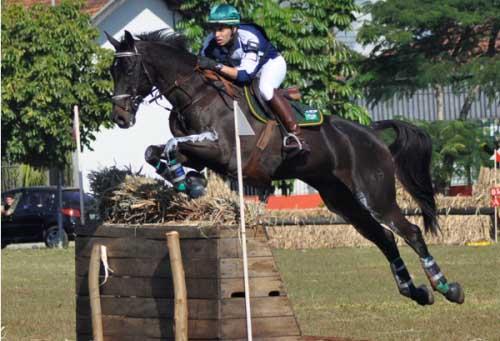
[199,69,323,127]
[245,78,323,127]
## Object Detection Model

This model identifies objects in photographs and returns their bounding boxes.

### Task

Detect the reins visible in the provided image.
[112,46,238,116]
[196,67,236,99]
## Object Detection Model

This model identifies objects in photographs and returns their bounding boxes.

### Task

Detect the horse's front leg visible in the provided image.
[144,131,221,198]
[175,132,229,174]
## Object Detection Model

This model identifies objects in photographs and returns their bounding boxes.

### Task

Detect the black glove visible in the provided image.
[198,56,221,71]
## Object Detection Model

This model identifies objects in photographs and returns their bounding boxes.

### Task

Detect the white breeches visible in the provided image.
[258,55,287,101]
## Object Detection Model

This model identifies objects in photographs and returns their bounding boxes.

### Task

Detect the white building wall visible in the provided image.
[336,0,375,57]
[81,0,176,192]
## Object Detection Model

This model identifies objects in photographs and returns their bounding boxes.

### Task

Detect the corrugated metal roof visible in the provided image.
[357,88,499,121]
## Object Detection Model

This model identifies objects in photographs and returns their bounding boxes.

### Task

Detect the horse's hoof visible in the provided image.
[445,282,464,304]
[414,285,434,306]
[188,186,206,199]
[186,171,207,199]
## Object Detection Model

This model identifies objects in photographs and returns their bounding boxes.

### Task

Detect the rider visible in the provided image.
[198,4,310,155]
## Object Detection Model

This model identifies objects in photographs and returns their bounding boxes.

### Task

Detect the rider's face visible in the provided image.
[214,25,236,46]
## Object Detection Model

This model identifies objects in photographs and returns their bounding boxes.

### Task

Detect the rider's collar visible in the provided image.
[226,31,239,53]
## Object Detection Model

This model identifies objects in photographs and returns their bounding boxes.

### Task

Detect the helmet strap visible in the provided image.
[230,26,238,39]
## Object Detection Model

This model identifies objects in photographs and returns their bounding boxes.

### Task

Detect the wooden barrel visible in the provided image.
[75,223,302,340]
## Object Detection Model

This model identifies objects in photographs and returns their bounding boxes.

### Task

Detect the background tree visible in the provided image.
[1,164,48,191]
[1,0,113,169]
[175,0,370,124]
[378,119,495,193]
[357,0,500,120]
[416,120,494,192]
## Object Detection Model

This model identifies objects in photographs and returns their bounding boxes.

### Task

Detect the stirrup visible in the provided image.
[283,133,303,150]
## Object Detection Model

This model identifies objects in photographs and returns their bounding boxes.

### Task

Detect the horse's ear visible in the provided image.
[124,30,135,50]
[105,31,120,50]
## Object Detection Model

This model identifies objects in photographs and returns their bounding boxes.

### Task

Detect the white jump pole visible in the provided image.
[73,105,85,225]
[495,150,498,243]
[233,100,253,341]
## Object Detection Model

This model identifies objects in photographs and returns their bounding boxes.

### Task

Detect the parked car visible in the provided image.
[1,187,99,248]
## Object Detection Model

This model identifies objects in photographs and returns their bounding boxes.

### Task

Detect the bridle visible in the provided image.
[111,46,155,114]
[112,45,236,120]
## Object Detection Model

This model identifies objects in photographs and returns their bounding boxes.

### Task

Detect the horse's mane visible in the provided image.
[133,29,189,52]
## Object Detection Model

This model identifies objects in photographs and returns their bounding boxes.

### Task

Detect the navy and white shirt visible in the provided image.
[200,24,279,84]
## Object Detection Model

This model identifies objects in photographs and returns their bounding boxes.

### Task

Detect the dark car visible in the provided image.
[1,187,99,248]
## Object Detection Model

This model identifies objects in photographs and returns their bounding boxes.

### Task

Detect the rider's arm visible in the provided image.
[217,65,239,80]
[232,35,261,83]
[215,49,259,81]
[217,32,261,81]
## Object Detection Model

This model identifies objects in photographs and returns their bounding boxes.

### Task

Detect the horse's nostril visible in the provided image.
[113,114,125,126]
[115,115,131,129]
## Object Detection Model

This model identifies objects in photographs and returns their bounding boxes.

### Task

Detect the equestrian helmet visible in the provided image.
[208,4,240,26]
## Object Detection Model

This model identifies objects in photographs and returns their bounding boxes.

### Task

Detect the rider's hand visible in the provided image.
[198,56,222,71]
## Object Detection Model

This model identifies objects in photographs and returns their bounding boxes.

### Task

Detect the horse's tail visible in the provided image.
[371,120,440,235]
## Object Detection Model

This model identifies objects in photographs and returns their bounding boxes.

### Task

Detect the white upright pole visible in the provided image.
[74,105,85,225]
[495,151,498,243]
[233,100,253,341]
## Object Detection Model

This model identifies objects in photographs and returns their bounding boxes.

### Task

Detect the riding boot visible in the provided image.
[267,90,311,156]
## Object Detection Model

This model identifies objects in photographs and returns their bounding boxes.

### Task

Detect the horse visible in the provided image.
[105,30,464,306]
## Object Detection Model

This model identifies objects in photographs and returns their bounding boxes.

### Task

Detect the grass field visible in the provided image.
[275,245,500,341]
[1,243,499,340]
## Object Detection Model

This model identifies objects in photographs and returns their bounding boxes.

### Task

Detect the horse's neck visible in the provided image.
[145,49,202,110]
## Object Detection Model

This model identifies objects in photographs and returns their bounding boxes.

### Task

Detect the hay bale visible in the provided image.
[267,225,371,249]
[397,166,500,210]
[89,167,264,226]
[266,214,491,249]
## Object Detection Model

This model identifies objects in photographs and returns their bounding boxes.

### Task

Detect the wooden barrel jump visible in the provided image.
[75,223,303,340]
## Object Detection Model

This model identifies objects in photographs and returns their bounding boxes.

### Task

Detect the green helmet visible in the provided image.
[208,4,240,26]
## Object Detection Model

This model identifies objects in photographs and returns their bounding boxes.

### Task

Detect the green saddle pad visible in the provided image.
[244,86,323,127]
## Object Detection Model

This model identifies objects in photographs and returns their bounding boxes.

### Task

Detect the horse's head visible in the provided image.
[106,31,154,128]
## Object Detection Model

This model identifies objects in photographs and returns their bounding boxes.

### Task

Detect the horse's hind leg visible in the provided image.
[315,178,434,306]
[381,209,465,304]
[334,147,464,304]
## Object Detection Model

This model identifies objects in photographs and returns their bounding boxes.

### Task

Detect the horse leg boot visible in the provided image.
[421,255,464,304]
[267,90,311,156]
[144,144,207,199]
[390,257,434,305]
[383,210,464,304]
[144,145,188,191]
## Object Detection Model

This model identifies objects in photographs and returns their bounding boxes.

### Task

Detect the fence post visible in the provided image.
[166,231,188,341]
[88,244,104,341]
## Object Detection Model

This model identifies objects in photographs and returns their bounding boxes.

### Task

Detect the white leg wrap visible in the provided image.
[163,131,219,157]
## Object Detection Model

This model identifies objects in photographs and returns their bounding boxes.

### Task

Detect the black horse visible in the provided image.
[106,30,464,306]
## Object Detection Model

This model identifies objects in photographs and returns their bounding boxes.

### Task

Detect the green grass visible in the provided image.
[1,248,76,341]
[274,244,500,341]
[1,244,499,340]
